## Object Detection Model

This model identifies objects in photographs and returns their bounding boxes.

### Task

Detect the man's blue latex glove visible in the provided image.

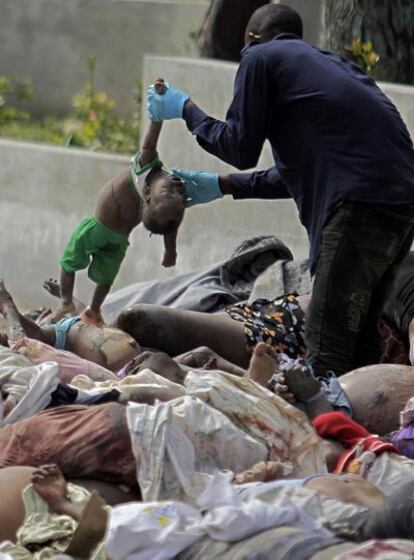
[147,82,189,121]
[171,168,223,207]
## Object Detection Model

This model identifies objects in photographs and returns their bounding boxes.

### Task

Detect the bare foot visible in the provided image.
[80,307,105,327]
[281,363,322,402]
[49,302,76,324]
[31,464,86,522]
[31,465,69,514]
[246,342,279,387]
[43,278,61,299]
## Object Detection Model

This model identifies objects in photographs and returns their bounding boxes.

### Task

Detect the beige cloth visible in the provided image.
[0,346,58,426]
[128,370,326,504]
[185,370,326,475]
[0,484,109,560]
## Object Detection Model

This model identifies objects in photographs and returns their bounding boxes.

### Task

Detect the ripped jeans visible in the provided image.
[306,201,414,377]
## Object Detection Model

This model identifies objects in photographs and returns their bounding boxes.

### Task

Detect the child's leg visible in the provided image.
[49,269,76,323]
[81,284,111,327]
[60,269,76,310]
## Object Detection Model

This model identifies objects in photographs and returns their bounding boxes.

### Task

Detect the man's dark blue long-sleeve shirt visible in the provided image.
[183,34,414,272]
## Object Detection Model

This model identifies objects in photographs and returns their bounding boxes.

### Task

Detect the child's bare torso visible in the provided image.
[94,168,142,235]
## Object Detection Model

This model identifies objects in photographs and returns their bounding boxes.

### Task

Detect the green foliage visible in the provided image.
[0,55,141,154]
[349,38,379,76]
[0,76,32,126]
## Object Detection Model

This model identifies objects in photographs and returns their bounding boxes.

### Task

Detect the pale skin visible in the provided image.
[52,80,185,327]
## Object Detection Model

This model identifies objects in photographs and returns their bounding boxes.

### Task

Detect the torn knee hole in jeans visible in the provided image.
[347,293,368,332]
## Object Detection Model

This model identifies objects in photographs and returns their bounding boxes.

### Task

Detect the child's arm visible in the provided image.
[139,80,166,166]
[162,230,178,268]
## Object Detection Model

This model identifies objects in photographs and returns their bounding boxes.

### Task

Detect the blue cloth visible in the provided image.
[183,33,414,273]
[54,316,81,350]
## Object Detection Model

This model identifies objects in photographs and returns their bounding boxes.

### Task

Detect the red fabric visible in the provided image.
[313,411,397,474]
[0,403,137,486]
[313,411,371,446]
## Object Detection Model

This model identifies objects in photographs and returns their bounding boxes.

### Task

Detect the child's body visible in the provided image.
[52,82,186,326]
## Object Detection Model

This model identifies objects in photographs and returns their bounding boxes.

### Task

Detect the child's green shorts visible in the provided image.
[60,216,129,286]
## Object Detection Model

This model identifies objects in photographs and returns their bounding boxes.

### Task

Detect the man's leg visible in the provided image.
[353,233,414,369]
[306,202,414,377]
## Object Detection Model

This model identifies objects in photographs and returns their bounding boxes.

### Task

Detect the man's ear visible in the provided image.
[143,184,151,203]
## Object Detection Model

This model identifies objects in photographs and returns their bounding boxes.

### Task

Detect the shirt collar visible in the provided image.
[241,32,301,56]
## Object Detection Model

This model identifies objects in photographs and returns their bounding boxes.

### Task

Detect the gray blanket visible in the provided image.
[103,236,293,324]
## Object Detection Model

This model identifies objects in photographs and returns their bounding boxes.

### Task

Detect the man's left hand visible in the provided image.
[147,81,189,121]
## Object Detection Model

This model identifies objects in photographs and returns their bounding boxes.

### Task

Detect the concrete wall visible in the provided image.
[1,0,328,121]
[0,0,208,118]
[276,0,325,46]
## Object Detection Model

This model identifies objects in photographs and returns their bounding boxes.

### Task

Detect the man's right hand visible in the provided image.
[171,168,223,207]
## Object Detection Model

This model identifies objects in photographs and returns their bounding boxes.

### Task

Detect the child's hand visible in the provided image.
[162,250,177,268]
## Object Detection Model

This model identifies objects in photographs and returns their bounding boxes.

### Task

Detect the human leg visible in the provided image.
[306,203,414,377]
[116,305,250,367]
[175,346,246,377]
[44,277,86,316]
[0,279,55,345]
[81,283,111,327]
[353,233,414,369]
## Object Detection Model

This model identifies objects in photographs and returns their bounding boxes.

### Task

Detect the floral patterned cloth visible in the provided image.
[226,294,306,358]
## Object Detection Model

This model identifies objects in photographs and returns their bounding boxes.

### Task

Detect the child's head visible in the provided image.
[142,169,186,234]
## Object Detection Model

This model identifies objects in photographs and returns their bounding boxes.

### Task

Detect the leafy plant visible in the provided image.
[0,55,141,154]
[349,38,379,76]
[68,53,139,152]
[0,76,32,126]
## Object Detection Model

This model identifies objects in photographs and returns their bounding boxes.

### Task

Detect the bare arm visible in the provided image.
[162,230,178,267]
[139,80,166,166]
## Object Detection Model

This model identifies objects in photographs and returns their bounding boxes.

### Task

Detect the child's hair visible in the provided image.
[142,206,184,235]
[142,168,186,235]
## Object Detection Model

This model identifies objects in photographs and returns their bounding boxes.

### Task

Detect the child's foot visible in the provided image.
[281,363,322,403]
[279,363,333,419]
[49,302,76,323]
[31,465,70,516]
[43,278,61,299]
[246,342,279,387]
[80,307,105,327]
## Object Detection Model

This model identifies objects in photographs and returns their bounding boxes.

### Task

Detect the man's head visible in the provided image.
[245,4,303,46]
[142,169,186,234]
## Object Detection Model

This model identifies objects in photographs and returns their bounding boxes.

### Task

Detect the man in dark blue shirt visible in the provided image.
[147,4,414,379]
